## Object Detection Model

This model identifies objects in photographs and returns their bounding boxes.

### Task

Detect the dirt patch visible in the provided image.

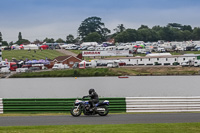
[56,49,77,56]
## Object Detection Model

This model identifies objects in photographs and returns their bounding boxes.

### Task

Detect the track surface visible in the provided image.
[0,113,200,126]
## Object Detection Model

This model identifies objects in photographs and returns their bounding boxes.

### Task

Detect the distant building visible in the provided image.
[103,54,200,66]
[53,55,82,68]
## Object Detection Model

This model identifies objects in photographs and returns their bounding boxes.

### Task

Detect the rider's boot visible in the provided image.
[92,107,97,115]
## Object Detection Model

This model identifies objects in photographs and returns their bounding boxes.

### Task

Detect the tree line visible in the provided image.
[113,23,200,43]
[1,16,200,46]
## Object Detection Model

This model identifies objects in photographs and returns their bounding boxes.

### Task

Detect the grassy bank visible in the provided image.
[2,50,65,61]
[9,67,200,78]
[0,123,200,133]
[10,68,120,78]
[112,67,200,76]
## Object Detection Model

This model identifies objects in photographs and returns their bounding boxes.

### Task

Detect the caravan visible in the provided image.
[107,61,119,68]
[79,60,97,69]
[194,60,200,67]
[52,63,69,70]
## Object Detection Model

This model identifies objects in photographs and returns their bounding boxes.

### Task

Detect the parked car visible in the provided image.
[28,67,40,72]
[71,45,80,50]
[181,60,194,67]
[118,61,126,66]
[87,46,95,51]
[107,61,119,68]
[72,62,79,69]
[79,46,88,50]
[16,68,29,73]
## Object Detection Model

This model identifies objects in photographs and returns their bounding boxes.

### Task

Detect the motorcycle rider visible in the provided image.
[83,88,99,111]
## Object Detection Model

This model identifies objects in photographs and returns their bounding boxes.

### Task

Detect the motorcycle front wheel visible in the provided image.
[70,107,82,117]
[98,106,109,116]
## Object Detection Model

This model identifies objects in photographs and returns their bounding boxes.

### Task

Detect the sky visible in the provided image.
[1,0,200,42]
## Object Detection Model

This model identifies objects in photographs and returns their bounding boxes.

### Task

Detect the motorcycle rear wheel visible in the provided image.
[98,106,109,116]
[70,107,82,117]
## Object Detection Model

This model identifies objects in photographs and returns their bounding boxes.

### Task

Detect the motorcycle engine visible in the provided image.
[85,105,90,110]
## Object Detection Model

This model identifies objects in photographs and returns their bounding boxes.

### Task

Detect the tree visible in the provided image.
[18,32,22,40]
[33,39,42,44]
[152,25,162,31]
[138,25,149,30]
[0,32,2,42]
[182,30,192,41]
[78,16,110,42]
[114,24,126,33]
[192,27,200,40]
[74,37,80,44]
[115,29,138,43]
[15,39,30,45]
[167,23,182,29]
[85,32,101,42]
[2,41,8,46]
[9,41,14,46]
[181,25,192,32]
[66,34,75,43]
[43,38,54,43]
[158,27,174,41]
[56,38,65,43]
[15,32,30,45]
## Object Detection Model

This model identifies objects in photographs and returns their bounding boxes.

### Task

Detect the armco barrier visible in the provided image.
[0,98,3,114]
[126,97,200,112]
[3,98,126,113]
[4,97,200,114]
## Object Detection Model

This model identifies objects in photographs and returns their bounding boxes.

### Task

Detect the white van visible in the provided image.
[52,64,69,69]
[79,60,96,69]
[0,67,10,73]
[107,61,119,68]
[16,68,29,73]
[181,60,194,67]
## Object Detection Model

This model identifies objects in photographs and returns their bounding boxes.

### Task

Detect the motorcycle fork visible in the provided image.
[76,104,80,110]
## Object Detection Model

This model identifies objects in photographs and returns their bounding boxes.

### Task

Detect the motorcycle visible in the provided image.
[70,98,109,117]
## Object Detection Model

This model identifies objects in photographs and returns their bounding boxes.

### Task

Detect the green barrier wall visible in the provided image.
[3,98,126,113]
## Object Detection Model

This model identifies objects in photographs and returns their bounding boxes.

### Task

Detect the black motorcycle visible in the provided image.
[70,98,109,117]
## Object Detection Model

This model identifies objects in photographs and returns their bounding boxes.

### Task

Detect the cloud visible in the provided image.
[1,0,200,42]
[1,21,80,42]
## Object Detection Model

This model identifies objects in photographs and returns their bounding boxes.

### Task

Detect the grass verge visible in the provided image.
[10,68,121,78]
[9,67,200,78]
[0,113,69,117]
[0,123,200,133]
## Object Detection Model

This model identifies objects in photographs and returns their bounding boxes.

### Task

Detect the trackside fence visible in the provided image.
[3,98,126,113]
[0,98,3,114]
[126,97,200,112]
[2,97,200,114]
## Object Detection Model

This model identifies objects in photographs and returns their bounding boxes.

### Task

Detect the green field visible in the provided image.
[0,123,200,133]
[69,50,82,54]
[3,49,200,61]
[2,50,65,61]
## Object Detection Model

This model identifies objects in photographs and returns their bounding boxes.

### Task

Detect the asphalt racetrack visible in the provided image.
[0,113,200,126]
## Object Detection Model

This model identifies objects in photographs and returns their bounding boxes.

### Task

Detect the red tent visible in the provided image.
[134,45,142,48]
[19,44,24,49]
[40,45,49,50]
